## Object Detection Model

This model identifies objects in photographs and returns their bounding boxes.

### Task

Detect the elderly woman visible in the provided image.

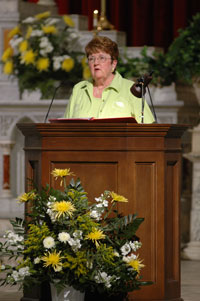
[64,36,154,123]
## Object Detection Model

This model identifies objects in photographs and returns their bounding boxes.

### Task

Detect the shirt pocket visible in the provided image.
[110,98,132,116]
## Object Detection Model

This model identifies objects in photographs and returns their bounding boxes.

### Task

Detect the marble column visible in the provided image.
[182,123,200,260]
[0,141,14,198]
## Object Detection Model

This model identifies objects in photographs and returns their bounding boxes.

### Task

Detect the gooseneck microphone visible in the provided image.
[44,81,67,123]
[130,71,157,123]
[130,71,154,98]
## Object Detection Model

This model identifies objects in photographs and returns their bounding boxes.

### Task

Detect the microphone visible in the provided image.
[44,81,68,123]
[130,71,154,98]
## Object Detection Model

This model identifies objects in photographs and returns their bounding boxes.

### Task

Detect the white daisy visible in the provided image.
[43,236,55,249]
[58,232,70,243]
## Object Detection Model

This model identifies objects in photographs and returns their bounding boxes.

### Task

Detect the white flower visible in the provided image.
[113,251,120,257]
[95,196,103,202]
[10,267,30,283]
[52,56,64,70]
[9,37,23,49]
[30,30,43,37]
[45,18,59,25]
[130,241,142,252]
[63,54,70,59]
[18,267,30,277]
[5,230,24,245]
[54,265,62,272]
[48,195,56,202]
[69,32,78,39]
[94,195,108,207]
[53,56,63,62]
[47,207,56,222]
[58,232,71,243]
[68,238,81,251]
[90,210,102,221]
[11,270,19,282]
[53,60,61,70]
[120,242,131,256]
[102,200,108,207]
[40,37,49,48]
[39,36,54,54]
[40,46,53,56]
[94,271,112,288]
[43,236,55,249]
[45,44,53,53]
[123,253,137,263]
[0,264,5,270]
[22,17,35,24]
[73,230,83,239]
[34,257,41,264]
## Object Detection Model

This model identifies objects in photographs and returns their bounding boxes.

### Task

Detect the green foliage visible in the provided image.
[117,12,200,87]
[167,12,200,83]
[117,46,176,87]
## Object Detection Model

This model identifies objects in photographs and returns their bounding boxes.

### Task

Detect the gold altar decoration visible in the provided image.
[93,0,114,32]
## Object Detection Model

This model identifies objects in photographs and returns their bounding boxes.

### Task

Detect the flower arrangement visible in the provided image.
[0,168,150,299]
[1,11,89,98]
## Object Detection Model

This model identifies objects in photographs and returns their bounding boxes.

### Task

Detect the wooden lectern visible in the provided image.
[17,122,187,301]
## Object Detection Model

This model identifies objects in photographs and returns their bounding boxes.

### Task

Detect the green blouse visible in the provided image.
[64,72,155,123]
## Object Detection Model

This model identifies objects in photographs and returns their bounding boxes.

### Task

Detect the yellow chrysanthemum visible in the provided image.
[61,58,74,72]
[51,168,75,179]
[51,201,76,219]
[36,57,50,71]
[83,66,91,80]
[85,228,106,247]
[128,256,145,273]
[3,60,13,74]
[110,191,128,203]
[63,15,74,27]
[42,25,57,34]
[19,40,28,53]
[25,26,33,39]
[18,191,36,203]
[1,47,13,62]
[8,26,21,39]
[41,251,63,272]
[35,11,50,20]
[21,50,36,65]
[51,168,75,187]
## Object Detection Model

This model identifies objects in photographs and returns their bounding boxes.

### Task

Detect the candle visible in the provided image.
[101,0,106,15]
[93,10,98,29]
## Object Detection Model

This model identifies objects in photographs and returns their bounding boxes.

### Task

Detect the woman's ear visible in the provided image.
[112,60,118,72]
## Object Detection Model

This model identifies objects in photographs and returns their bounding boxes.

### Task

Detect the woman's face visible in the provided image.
[88,51,117,82]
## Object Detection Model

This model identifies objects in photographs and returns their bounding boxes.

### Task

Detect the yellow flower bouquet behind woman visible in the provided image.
[0,168,151,300]
[1,11,87,99]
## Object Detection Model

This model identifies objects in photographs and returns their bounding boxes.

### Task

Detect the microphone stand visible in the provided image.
[130,71,157,123]
[147,85,157,123]
[141,78,145,124]
[44,84,62,123]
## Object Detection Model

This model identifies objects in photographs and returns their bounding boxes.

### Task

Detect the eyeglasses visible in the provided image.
[88,55,112,64]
